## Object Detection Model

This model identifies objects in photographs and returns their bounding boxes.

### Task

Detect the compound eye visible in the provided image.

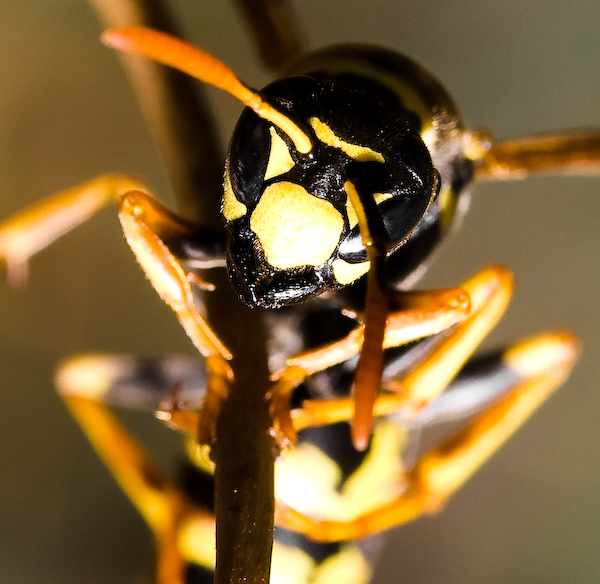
[338,165,439,263]
[228,111,272,208]
[225,74,318,213]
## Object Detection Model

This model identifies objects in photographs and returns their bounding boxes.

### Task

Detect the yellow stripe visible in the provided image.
[221,160,247,221]
[332,258,370,285]
[346,191,393,230]
[309,117,385,163]
[264,127,296,181]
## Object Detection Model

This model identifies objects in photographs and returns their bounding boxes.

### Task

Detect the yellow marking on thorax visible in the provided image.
[309,117,385,163]
[332,258,370,285]
[264,127,295,180]
[250,181,343,269]
[221,159,247,221]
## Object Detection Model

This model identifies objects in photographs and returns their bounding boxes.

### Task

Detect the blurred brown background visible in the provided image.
[0,1,599,583]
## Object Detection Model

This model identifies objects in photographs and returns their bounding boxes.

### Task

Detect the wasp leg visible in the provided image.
[275,331,580,542]
[290,265,512,433]
[152,264,493,443]
[0,174,147,285]
[55,356,216,584]
[271,265,509,448]
[117,190,234,442]
[470,129,600,179]
[0,174,231,443]
[270,282,470,448]
[55,353,208,410]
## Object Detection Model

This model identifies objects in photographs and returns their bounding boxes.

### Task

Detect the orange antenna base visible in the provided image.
[102,27,312,154]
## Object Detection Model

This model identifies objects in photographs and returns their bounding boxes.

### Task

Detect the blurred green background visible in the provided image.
[0,1,599,583]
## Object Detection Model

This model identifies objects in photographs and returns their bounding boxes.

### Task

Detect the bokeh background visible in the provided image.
[0,1,599,583]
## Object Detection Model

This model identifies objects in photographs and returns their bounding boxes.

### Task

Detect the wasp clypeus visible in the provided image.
[1,1,599,584]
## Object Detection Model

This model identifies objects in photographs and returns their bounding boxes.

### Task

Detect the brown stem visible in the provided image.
[88,0,224,224]
[233,0,305,72]
[87,2,276,583]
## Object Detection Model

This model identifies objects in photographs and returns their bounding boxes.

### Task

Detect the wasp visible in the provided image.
[1,1,600,584]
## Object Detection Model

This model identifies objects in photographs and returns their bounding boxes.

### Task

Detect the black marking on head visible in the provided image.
[224,70,437,308]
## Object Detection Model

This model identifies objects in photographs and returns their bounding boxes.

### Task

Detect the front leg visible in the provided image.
[117,191,234,442]
[0,174,144,284]
[291,265,513,432]
[0,176,232,443]
[271,267,504,448]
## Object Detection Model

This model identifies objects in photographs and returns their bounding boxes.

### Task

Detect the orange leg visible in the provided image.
[164,266,507,447]
[469,129,600,179]
[0,174,144,285]
[290,265,512,432]
[0,176,232,443]
[116,191,233,443]
[271,266,508,447]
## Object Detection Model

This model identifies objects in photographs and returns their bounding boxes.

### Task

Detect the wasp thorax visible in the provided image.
[221,74,437,309]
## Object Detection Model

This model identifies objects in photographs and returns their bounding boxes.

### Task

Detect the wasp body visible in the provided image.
[1,2,599,584]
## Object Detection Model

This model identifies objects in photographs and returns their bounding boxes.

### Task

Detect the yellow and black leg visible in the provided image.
[55,354,217,584]
[274,329,579,542]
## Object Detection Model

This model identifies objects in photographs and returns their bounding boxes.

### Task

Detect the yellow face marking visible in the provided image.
[250,181,343,269]
[264,127,295,181]
[309,117,385,163]
[221,159,247,221]
[332,258,370,285]
[345,191,393,230]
